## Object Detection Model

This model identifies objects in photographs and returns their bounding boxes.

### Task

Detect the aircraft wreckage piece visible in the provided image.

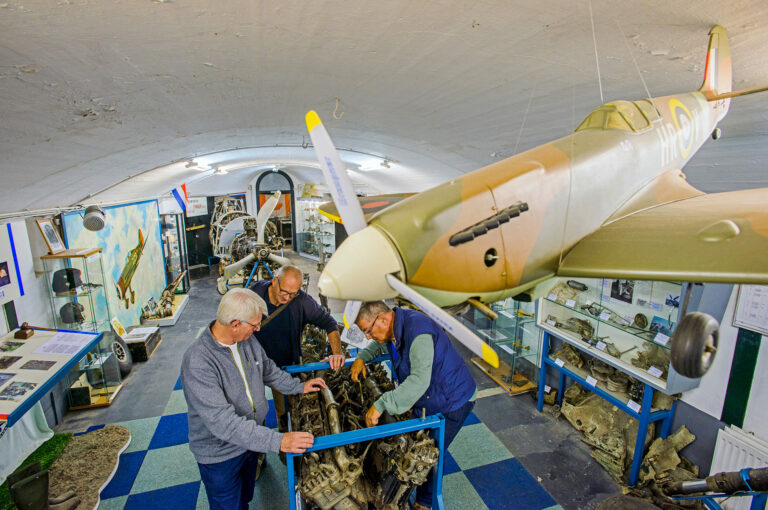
[289,361,438,510]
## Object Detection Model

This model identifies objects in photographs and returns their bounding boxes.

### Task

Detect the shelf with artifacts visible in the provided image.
[462,298,541,395]
[139,270,189,327]
[537,330,677,486]
[41,248,113,334]
[67,342,123,410]
[297,198,336,261]
[536,278,700,394]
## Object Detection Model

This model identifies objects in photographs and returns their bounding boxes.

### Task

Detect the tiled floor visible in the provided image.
[90,377,562,510]
[54,258,621,509]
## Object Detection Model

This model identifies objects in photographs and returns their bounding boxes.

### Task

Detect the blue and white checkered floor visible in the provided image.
[89,378,562,510]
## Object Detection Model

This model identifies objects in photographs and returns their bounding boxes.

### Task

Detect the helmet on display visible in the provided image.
[52,268,83,295]
[59,302,85,324]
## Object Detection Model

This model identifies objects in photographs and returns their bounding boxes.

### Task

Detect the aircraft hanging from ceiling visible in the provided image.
[307,25,768,378]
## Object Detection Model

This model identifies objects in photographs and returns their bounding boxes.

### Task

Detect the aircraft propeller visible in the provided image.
[222,191,289,280]
[305,110,499,368]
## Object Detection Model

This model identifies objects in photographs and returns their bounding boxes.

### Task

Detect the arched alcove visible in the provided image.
[255,170,296,249]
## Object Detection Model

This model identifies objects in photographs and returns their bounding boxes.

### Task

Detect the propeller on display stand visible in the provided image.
[305,111,499,368]
[222,191,289,281]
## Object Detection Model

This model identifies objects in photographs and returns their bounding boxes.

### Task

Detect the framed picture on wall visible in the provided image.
[35,218,66,254]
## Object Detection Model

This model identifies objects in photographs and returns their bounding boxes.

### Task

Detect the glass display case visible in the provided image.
[537,277,700,394]
[66,335,123,409]
[296,199,335,261]
[160,213,190,294]
[41,248,111,333]
[460,298,541,394]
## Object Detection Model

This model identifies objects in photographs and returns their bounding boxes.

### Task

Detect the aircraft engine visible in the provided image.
[289,330,439,510]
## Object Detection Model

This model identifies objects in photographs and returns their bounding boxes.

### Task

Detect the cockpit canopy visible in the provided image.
[575,99,660,133]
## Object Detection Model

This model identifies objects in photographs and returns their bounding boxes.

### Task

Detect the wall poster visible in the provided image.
[62,200,166,328]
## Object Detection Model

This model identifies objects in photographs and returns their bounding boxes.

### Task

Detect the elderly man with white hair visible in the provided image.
[181,287,326,510]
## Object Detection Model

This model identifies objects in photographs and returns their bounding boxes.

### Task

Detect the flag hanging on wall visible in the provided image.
[172,184,189,211]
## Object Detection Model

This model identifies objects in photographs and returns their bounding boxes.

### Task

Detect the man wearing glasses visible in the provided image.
[249,265,344,428]
[350,301,477,510]
[181,288,327,510]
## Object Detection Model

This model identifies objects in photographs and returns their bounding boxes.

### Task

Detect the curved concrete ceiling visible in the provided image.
[2,0,767,216]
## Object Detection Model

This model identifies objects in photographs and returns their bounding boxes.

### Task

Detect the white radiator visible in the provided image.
[709,426,768,510]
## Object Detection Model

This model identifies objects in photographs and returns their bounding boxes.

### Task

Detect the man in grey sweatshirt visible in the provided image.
[181,287,326,510]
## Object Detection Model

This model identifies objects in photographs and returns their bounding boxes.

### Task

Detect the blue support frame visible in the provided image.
[283,358,446,510]
[672,492,767,509]
[536,331,676,485]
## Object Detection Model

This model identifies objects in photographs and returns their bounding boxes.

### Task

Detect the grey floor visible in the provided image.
[54,251,621,510]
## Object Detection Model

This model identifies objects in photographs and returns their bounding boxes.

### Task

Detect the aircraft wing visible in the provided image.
[318,193,416,224]
[557,188,768,283]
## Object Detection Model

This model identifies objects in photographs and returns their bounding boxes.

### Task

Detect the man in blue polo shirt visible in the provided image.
[250,265,344,427]
[351,301,477,510]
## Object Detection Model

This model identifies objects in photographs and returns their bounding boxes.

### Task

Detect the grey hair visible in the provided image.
[216,288,268,325]
[275,264,303,282]
[356,301,392,324]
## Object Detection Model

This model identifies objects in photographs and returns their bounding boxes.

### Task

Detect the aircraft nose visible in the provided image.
[319,226,404,301]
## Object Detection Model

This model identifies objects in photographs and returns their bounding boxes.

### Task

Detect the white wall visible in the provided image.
[682,286,768,443]
[1,221,55,331]
[742,328,768,443]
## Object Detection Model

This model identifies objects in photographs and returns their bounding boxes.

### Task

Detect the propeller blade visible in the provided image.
[384,274,500,368]
[256,191,281,244]
[224,253,256,280]
[342,301,362,329]
[305,111,366,234]
[267,252,291,267]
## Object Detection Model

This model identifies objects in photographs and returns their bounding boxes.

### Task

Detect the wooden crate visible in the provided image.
[124,327,162,362]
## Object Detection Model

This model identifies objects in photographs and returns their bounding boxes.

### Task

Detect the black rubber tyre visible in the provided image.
[112,336,133,377]
[670,312,719,378]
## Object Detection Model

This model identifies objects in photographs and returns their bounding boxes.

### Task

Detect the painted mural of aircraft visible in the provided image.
[116,229,147,309]
[306,25,768,378]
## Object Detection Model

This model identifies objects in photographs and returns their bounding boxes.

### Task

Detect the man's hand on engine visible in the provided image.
[350,359,367,382]
[280,432,314,453]
[365,405,381,427]
[324,354,345,371]
[303,377,327,393]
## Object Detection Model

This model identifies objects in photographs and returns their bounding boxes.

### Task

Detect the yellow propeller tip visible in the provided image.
[482,343,499,369]
[342,314,350,330]
[306,110,322,132]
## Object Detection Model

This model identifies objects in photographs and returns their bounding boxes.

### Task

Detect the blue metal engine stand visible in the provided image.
[284,358,447,510]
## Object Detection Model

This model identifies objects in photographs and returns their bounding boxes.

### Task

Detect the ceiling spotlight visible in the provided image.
[83,205,106,231]
[271,164,281,173]
[380,159,391,168]
[214,165,228,175]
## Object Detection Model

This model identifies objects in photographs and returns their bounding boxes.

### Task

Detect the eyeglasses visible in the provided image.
[275,278,299,298]
[363,314,381,337]
[241,320,261,331]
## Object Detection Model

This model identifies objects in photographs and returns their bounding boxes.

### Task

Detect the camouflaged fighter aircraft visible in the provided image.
[306,25,768,377]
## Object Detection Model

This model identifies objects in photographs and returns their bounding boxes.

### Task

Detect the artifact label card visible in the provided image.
[555,358,565,367]
[627,400,641,413]
[585,376,597,387]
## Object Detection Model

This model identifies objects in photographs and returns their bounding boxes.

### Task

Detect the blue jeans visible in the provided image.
[416,399,475,508]
[198,451,260,510]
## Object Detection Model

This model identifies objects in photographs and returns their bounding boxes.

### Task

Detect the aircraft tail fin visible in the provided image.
[699,25,732,99]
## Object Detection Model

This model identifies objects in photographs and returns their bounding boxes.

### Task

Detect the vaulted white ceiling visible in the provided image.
[2,0,767,216]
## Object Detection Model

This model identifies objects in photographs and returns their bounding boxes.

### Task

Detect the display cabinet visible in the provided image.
[460,298,542,394]
[66,334,123,409]
[41,248,112,334]
[160,213,190,294]
[536,278,700,394]
[296,199,335,261]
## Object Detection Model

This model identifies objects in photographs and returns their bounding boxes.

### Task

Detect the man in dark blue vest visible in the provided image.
[350,301,477,510]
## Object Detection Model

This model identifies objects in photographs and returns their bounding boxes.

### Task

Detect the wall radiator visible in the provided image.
[709,426,768,510]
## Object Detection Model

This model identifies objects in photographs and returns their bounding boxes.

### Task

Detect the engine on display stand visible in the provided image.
[215,192,289,294]
[288,330,439,510]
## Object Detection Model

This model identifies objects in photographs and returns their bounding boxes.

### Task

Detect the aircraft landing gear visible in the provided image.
[670,312,719,378]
